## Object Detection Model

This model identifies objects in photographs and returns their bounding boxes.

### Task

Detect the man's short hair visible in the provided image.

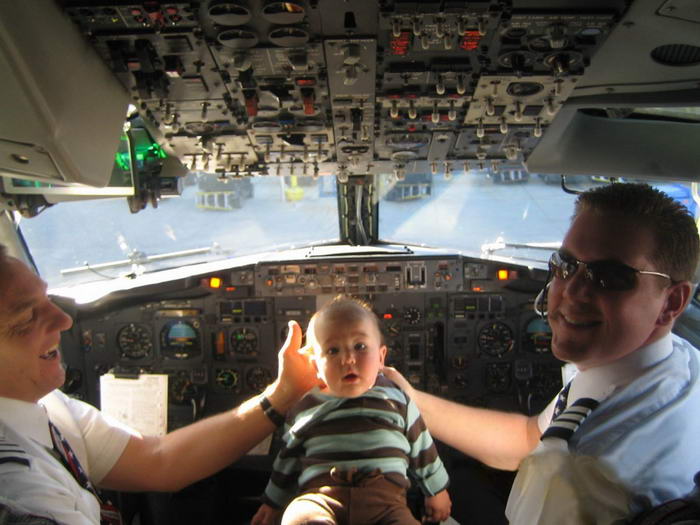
[574,183,699,282]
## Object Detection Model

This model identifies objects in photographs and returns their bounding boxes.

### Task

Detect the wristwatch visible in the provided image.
[260,396,285,426]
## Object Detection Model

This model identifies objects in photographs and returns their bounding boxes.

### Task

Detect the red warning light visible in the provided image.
[390,31,411,56]
[460,30,482,51]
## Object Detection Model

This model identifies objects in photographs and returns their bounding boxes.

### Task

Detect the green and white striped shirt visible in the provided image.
[262,374,449,509]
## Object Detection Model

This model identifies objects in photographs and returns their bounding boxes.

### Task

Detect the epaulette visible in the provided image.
[0,436,31,468]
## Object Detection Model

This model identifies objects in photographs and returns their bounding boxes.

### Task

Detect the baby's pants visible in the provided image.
[281,468,420,525]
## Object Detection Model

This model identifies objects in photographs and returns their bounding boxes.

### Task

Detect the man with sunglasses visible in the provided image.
[385,183,700,523]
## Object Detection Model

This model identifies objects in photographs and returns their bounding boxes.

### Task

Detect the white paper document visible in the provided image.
[100,373,168,436]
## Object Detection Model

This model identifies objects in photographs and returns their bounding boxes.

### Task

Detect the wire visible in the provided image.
[85,263,119,280]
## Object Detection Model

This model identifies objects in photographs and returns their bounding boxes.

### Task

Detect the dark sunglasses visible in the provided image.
[548,251,672,291]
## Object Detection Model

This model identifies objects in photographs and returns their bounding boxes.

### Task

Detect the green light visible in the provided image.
[150,142,168,159]
[114,152,130,171]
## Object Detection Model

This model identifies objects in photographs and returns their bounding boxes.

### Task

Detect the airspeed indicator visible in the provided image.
[117,324,153,359]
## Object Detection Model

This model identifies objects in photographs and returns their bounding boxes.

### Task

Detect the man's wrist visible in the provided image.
[259,395,285,426]
[263,381,301,416]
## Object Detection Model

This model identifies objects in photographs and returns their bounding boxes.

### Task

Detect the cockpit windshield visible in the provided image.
[20,173,340,288]
[24,172,697,290]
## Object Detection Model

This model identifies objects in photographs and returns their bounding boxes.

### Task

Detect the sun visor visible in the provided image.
[0,0,129,187]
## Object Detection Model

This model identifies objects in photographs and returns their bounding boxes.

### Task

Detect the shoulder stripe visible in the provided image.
[0,456,30,467]
[0,448,26,453]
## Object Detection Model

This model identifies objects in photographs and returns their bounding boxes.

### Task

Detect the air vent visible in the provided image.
[651,44,700,66]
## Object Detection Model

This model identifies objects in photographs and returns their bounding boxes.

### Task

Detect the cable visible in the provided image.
[534,281,551,318]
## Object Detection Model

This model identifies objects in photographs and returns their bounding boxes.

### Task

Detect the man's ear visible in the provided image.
[657,281,693,326]
[378,345,387,366]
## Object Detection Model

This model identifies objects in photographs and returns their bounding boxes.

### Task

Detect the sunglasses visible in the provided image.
[548,251,672,291]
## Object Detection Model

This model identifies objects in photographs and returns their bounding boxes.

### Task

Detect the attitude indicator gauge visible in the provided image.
[160,320,201,359]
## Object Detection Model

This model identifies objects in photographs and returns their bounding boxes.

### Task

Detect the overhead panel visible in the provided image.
[40,0,629,184]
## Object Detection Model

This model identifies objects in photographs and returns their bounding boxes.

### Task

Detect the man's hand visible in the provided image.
[267,321,323,413]
[424,489,451,523]
[251,503,281,525]
[382,366,416,397]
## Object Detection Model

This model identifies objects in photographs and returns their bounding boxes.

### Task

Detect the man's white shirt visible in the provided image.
[0,390,136,524]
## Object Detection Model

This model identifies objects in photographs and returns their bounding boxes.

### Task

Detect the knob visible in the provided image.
[392,17,402,37]
[421,34,430,50]
[435,19,445,38]
[505,145,519,161]
[443,33,453,50]
[436,75,445,95]
[390,99,399,119]
[412,17,422,36]
[448,100,457,121]
[546,24,567,49]
[457,75,466,95]
[476,118,485,138]
[533,118,543,138]
[514,101,523,122]
[546,97,556,116]
[408,100,417,119]
[485,97,495,116]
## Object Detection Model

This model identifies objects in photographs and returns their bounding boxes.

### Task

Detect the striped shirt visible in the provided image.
[262,374,449,509]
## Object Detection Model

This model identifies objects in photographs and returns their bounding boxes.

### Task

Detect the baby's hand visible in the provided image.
[424,489,451,523]
[251,503,281,525]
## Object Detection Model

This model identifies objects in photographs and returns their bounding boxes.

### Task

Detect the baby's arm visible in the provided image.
[424,489,452,523]
[252,503,282,525]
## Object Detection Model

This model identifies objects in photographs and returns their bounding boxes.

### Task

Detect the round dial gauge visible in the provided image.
[160,320,201,359]
[403,307,422,325]
[382,309,401,337]
[246,366,273,393]
[230,328,258,356]
[215,368,240,391]
[478,322,514,357]
[523,317,552,353]
[168,371,199,404]
[117,323,153,359]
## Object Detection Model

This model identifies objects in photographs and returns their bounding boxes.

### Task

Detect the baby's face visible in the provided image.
[311,314,386,398]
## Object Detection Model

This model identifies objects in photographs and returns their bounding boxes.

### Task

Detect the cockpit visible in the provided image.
[1,1,699,523]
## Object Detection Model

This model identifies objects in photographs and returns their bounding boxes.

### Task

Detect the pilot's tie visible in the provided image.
[541,382,598,443]
[550,381,571,421]
[48,420,123,525]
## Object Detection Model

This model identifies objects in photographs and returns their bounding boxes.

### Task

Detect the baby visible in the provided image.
[252,295,451,525]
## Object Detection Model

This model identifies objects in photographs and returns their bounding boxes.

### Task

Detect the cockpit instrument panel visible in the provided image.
[63,254,562,430]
